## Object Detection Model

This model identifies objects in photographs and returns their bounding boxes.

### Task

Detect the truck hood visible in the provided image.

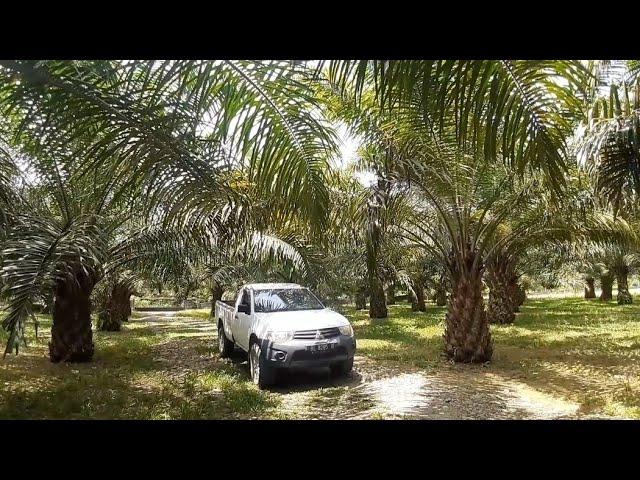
[254,308,350,332]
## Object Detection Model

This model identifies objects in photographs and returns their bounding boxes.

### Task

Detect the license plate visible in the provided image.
[307,342,335,353]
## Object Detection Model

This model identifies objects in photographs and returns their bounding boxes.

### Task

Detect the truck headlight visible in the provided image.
[338,324,354,337]
[266,331,293,343]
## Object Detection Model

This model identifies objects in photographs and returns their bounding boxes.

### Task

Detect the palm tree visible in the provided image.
[93,272,139,331]
[598,248,640,304]
[0,60,338,360]
[583,266,598,299]
[482,166,631,322]
[577,62,640,212]
[320,60,590,362]
[610,253,636,304]
[597,263,615,301]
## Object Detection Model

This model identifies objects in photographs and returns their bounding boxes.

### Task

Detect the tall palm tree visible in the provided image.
[577,63,640,212]
[0,60,338,360]
[320,60,590,362]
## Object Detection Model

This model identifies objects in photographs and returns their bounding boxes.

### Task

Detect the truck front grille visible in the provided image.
[293,327,341,340]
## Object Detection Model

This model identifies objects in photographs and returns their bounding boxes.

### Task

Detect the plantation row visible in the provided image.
[0,60,638,366]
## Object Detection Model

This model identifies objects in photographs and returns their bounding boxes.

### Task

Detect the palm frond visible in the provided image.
[325,60,588,192]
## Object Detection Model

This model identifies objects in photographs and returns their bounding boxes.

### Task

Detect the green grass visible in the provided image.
[0,314,281,419]
[2,296,640,418]
[345,305,445,368]
[172,308,211,320]
[344,298,640,418]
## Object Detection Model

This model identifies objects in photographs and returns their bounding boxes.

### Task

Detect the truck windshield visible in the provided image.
[253,289,325,313]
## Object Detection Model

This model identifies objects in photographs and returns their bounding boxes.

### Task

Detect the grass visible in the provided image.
[344,298,640,418]
[172,309,212,320]
[0,314,282,419]
[2,295,640,418]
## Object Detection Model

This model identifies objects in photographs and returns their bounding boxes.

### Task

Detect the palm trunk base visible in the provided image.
[49,274,95,363]
[487,293,515,324]
[410,281,426,312]
[444,256,493,363]
[616,269,632,305]
[97,316,122,332]
[434,288,447,307]
[600,274,614,301]
[514,284,526,311]
[486,257,518,324]
[369,280,388,319]
[386,285,396,305]
[584,277,596,299]
[97,283,133,332]
[617,290,633,304]
[209,283,224,318]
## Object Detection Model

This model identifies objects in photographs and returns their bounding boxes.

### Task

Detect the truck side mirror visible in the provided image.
[237,304,250,314]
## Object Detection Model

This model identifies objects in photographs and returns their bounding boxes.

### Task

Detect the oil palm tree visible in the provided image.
[596,247,640,304]
[0,158,197,358]
[319,60,590,361]
[577,63,640,212]
[482,166,628,322]
[1,165,315,358]
[93,271,139,331]
[0,60,338,359]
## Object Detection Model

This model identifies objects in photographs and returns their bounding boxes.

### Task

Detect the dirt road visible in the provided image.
[138,312,600,420]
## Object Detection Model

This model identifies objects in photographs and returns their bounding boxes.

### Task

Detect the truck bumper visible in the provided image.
[262,336,356,369]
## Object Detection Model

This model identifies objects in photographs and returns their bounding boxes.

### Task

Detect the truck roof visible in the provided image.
[243,283,305,291]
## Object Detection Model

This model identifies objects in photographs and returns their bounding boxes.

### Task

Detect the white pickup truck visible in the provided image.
[215,283,356,388]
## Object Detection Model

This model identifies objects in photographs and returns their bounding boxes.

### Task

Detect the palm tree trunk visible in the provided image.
[434,277,447,306]
[209,282,224,318]
[386,284,396,304]
[615,266,633,304]
[600,272,614,301]
[486,257,516,324]
[97,282,134,332]
[49,270,96,363]
[444,248,493,363]
[369,277,388,319]
[584,276,596,299]
[513,283,527,311]
[355,288,368,310]
[410,279,426,312]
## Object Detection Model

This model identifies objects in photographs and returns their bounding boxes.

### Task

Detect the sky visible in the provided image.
[333,122,376,186]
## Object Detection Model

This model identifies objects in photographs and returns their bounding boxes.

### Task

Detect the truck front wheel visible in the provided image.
[218,324,234,358]
[330,357,354,377]
[249,340,275,389]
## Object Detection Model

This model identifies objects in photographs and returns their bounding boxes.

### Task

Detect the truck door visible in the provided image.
[234,289,252,350]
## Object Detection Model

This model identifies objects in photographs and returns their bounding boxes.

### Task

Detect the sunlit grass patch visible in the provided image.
[345,304,444,367]
[175,370,280,418]
[173,308,211,320]
[343,295,640,418]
